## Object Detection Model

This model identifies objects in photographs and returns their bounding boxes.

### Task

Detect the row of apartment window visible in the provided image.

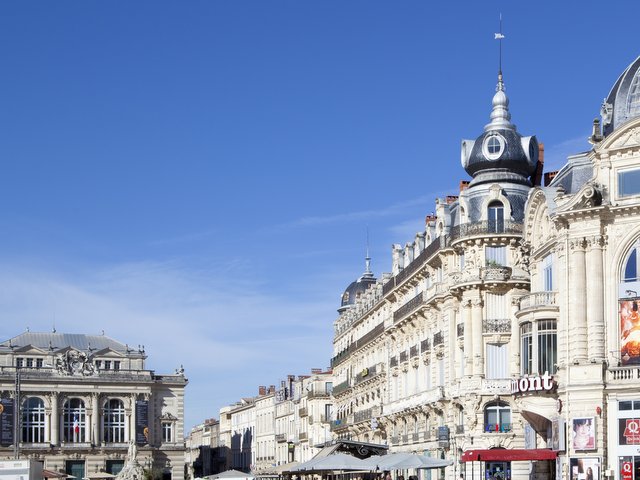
[21,397,173,443]
[15,358,121,370]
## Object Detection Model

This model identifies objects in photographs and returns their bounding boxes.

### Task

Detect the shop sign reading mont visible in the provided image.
[510,372,555,395]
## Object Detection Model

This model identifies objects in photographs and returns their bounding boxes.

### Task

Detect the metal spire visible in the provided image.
[485,15,515,132]
[364,227,373,277]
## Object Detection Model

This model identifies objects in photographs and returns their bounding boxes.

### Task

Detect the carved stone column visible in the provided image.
[92,393,100,445]
[586,235,605,362]
[569,239,588,363]
[462,299,472,375]
[51,393,59,446]
[472,297,484,376]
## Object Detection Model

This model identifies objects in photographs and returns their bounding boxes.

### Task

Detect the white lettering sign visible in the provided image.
[511,371,555,394]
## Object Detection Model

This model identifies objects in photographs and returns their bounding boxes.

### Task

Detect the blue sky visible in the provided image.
[0,1,639,431]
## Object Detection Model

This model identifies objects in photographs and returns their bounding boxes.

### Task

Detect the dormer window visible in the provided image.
[483,134,505,160]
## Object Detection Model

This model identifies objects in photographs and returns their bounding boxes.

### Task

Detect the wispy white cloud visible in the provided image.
[0,258,335,430]
[543,135,591,172]
[387,218,426,240]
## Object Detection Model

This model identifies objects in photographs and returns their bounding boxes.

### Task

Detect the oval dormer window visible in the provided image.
[483,134,505,160]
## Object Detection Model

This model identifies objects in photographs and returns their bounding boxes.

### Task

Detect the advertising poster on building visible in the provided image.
[572,417,596,451]
[135,400,149,445]
[570,457,600,480]
[620,300,640,365]
[552,417,566,451]
[0,399,14,446]
[619,418,640,445]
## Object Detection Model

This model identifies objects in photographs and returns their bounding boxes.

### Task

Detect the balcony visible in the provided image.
[275,434,286,443]
[394,292,424,324]
[298,432,308,442]
[330,415,352,431]
[307,390,331,399]
[332,379,351,396]
[355,364,381,385]
[482,266,513,282]
[608,366,640,382]
[455,425,465,434]
[298,407,308,417]
[385,386,444,416]
[483,318,511,334]
[484,423,513,433]
[412,432,419,442]
[383,236,449,296]
[449,221,523,243]
[320,414,331,424]
[354,406,381,424]
[518,291,558,310]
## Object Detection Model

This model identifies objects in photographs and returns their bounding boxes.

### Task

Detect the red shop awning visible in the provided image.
[461,449,558,462]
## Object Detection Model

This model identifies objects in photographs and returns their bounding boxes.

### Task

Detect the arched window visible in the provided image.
[22,397,45,443]
[484,401,511,433]
[103,399,126,443]
[488,201,504,233]
[620,242,640,365]
[62,398,86,443]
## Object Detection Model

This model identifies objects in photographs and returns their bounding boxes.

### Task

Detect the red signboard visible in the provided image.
[621,461,632,480]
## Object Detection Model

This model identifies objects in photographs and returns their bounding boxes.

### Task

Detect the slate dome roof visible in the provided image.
[461,72,539,187]
[338,256,376,313]
[602,56,640,137]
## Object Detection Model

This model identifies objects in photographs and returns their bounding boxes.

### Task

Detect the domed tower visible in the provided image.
[337,253,377,314]
[459,71,539,224]
[601,55,640,137]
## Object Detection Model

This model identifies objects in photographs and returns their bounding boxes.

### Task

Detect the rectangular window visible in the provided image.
[26,358,33,368]
[95,360,102,369]
[437,358,444,387]
[486,246,507,266]
[16,358,23,368]
[538,320,558,374]
[36,359,43,368]
[162,422,173,443]
[619,169,640,197]
[104,361,111,370]
[324,382,333,394]
[114,361,120,371]
[543,254,554,291]
[486,344,509,379]
[521,323,533,375]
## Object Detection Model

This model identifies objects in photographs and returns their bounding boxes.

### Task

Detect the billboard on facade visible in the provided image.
[572,417,596,451]
[619,418,640,445]
[135,400,149,445]
[570,457,600,480]
[620,300,640,365]
[0,399,13,446]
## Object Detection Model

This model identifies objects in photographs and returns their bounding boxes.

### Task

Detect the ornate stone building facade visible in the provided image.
[0,332,187,480]
[331,56,640,480]
[331,68,539,480]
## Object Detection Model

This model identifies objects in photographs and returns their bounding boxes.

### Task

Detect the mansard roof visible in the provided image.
[0,332,138,356]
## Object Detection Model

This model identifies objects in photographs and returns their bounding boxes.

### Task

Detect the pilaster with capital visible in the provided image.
[462,299,472,374]
[586,235,606,362]
[50,392,59,446]
[569,238,588,363]
[92,392,100,445]
[472,297,484,376]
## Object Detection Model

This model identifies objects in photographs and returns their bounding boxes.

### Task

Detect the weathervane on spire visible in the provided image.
[364,226,372,276]
[494,13,505,77]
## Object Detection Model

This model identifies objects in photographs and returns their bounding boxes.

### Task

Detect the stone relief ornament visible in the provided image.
[55,350,96,376]
[601,101,613,126]
[512,242,531,273]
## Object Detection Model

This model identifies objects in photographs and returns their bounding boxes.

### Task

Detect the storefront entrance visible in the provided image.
[485,462,510,480]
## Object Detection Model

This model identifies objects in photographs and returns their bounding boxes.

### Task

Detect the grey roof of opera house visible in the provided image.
[0,331,136,354]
